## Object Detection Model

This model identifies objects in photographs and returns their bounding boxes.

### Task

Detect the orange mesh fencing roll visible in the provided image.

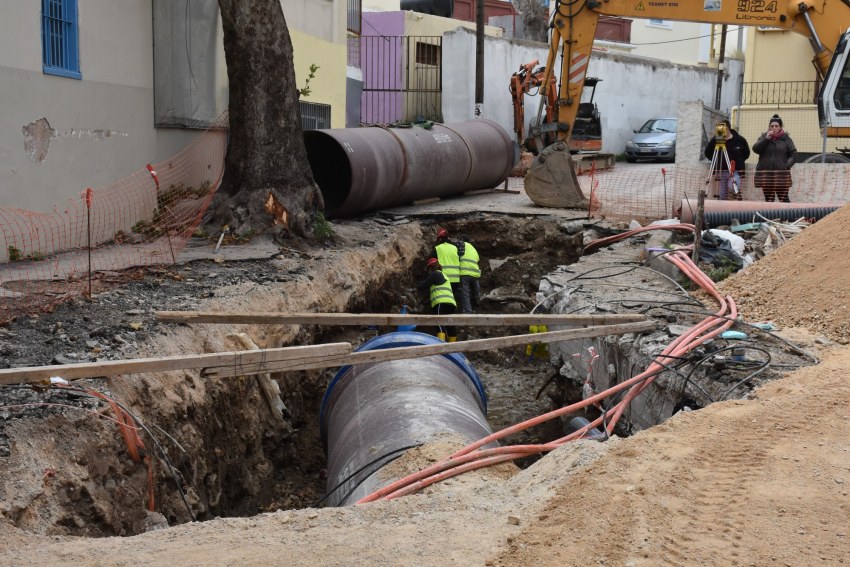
[586,162,850,223]
[0,114,228,324]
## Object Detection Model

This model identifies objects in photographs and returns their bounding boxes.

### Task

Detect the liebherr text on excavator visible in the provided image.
[526,0,850,209]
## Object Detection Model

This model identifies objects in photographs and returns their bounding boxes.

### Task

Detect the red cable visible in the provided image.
[359,226,746,503]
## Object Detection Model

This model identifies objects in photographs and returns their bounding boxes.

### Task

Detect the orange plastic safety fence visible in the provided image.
[583,162,850,223]
[0,114,228,324]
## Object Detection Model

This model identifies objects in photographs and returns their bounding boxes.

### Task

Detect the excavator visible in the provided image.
[509,59,604,155]
[526,0,850,209]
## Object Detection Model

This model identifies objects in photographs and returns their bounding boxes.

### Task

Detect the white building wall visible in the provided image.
[0,0,200,212]
[628,18,746,66]
[442,27,744,156]
[0,0,349,212]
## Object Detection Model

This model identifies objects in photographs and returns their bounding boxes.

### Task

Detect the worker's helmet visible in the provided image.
[426,257,440,269]
[436,228,449,239]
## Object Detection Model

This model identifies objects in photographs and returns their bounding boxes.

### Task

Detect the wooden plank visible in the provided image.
[202,320,658,378]
[230,332,285,421]
[412,197,440,205]
[0,342,353,385]
[462,188,495,196]
[156,311,648,327]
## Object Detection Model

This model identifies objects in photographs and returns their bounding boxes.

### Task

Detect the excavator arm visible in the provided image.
[525,0,850,209]
[510,59,557,151]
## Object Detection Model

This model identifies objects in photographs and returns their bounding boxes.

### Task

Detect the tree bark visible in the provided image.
[512,0,548,43]
[206,0,324,239]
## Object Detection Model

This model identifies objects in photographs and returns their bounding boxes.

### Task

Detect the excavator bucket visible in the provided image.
[524,142,590,209]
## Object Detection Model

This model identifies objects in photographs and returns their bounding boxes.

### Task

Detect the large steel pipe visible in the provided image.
[304,120,515,218]
[320,331,493,506]
[679,199,844,227]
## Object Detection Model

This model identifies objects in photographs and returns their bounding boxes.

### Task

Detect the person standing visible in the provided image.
[416,258,457,342]
[434,228,461,299]
[753,114,797,202]
[704,119,750,200]
[456,235,481,314]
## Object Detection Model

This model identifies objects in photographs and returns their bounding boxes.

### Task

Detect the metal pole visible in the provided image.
[692,189,706,263]
[714,25,728,110]
[85,188,93,298]
[822,101,829,164]
[475,0,484,117]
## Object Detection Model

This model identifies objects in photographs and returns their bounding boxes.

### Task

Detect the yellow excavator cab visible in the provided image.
[521,0,850,210]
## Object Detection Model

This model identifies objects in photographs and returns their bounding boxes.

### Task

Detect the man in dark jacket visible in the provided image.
[705,119,750,200]
[455,235,481,314]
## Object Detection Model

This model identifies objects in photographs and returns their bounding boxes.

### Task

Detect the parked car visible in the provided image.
[624,117,677,163]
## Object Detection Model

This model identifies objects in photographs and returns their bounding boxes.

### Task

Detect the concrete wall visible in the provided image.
[403,10,503,37]
[364,0,401,10]
[442,28,744,156]
[675,100,727,165]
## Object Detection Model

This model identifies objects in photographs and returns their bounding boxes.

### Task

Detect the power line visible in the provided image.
[630,25,745,46]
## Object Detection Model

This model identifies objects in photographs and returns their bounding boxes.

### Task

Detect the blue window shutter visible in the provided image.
[42,0,81,79]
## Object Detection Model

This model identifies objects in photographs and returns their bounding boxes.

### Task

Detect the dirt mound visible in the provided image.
[717,202,850,344]
[3,346,848,566]
[491,344,850,567]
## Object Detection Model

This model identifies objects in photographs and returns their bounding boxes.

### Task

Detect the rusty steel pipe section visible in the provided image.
[319,331,494,506]
[304,120,515,218]
[678,199,844,227]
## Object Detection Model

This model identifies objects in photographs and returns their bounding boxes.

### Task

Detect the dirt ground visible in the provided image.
[2,345,847,566]
[2,192,850,565]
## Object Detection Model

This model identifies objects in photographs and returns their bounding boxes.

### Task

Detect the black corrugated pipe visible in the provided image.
[702,205,839,228]
[304,120,515,218]
[679,199,844,227]
[319,331,494,507]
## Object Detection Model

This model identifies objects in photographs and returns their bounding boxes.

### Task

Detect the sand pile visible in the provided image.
[717,202,850,343]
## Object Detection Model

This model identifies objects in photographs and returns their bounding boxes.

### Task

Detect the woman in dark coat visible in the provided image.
[752,114,797,202]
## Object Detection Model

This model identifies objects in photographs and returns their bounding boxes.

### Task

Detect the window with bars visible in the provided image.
[300,101,332,130]
[348,0,362,34]
[415,42,440,66]
[42,0,81,79]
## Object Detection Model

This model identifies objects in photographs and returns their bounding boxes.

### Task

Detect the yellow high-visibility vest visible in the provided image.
[459,242,480,278]
[435,242,460,283]
[429,271,457,307]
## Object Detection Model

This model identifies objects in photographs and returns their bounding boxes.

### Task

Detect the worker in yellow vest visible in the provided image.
[416,257,457,342]
[456,235,481,314]
[434,228,460,300]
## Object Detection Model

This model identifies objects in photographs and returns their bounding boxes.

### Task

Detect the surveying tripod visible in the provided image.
[706,122,741,200]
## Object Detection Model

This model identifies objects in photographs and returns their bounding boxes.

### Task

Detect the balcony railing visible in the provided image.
[741,81,819,105]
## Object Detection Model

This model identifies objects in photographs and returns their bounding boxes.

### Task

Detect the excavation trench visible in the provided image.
[0,215,587,536]
[0,214,807,538]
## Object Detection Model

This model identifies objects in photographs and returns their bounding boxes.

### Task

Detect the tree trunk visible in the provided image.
[512,0,548,43]
[206,0,324,239]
